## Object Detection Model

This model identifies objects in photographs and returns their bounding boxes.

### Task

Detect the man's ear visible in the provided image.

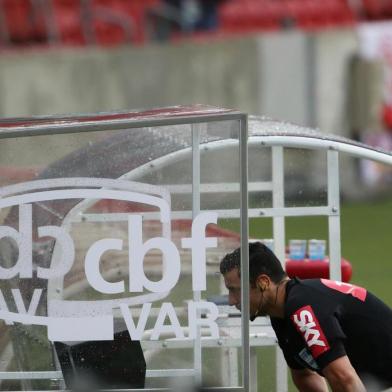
[256,275,270,291]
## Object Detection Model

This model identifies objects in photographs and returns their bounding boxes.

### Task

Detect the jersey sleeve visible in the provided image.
[288,301,347,370]
[270,318,305,370]
[280,344,306,370]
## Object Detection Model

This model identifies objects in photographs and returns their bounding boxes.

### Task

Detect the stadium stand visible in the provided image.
[48,0,159,46]
[0,0,160,47]
[0,0,392,49]
[219,0,356,32]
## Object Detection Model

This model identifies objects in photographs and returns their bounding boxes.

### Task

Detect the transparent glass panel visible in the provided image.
[0,111,246,391]
[284,148,328,207]
[248,144,272,210]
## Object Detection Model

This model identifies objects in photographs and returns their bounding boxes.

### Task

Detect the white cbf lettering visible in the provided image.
[128,215,181,293]
[0,288,43,325]
[121,302,185,341]
[188,300,219,339]
[37,226,75,279]
[0,205,218,295]
[182,212,218,291]
[150,303,184,340]
[0,204,75,279]
[0,204,32,279]
[85,239,124,294]
[120,301,219,340]
[11,288,42,325]
[120,303,151,340]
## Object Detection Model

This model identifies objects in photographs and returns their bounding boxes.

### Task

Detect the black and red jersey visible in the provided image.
[271,278,392,389]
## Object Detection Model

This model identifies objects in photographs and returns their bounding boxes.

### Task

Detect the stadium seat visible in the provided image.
[0,0,46,45]
[85,0,159,46]
[50,0,85,45]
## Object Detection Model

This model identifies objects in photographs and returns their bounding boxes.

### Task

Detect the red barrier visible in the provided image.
[286,258,352,282]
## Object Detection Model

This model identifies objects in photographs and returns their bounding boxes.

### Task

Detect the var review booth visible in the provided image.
[0,105,390,391]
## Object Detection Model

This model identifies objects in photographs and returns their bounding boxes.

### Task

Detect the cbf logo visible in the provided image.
[0,178,219,342]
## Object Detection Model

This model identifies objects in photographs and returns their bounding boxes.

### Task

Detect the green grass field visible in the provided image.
[221,196,392,391]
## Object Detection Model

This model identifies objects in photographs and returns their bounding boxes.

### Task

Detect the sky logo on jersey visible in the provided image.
[321,279,367,302]
[291,305,330,358]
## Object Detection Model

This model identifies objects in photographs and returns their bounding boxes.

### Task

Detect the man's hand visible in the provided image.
[291,368,329,392]
[322,356,366,392]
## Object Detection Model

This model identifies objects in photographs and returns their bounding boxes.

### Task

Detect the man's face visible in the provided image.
[223,268,262,319]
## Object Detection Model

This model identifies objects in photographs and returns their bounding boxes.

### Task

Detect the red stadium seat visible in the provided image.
[0,0,51,46]
[1,0,35,43]
[87,0,159,46]
[51,0,85,45]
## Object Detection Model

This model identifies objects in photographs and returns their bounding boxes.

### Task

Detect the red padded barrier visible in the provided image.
[286,258,353,282]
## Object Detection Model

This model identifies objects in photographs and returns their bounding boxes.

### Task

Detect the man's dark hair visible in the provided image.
[219,242,287,286]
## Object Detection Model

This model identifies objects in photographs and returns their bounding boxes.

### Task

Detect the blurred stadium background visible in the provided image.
[0,1,391,390]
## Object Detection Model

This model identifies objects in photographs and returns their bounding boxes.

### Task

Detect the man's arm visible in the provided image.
[322,356,365,392]
[291,368,328,392]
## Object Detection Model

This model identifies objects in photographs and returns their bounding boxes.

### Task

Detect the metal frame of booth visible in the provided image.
[0,107,250,392]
